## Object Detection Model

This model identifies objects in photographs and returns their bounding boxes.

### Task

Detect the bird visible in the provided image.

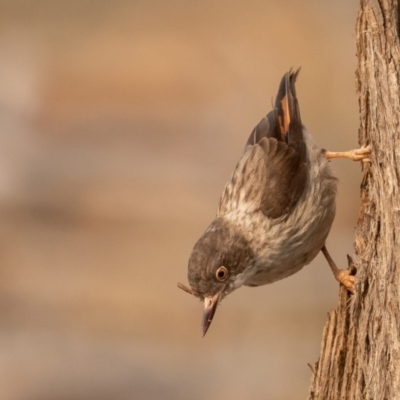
[177,70,371,336]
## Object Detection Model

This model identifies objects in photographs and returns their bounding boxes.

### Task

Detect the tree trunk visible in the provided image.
[308,1,400,399]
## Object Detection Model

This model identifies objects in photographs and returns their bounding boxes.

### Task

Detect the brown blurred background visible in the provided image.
[0,1,362,399]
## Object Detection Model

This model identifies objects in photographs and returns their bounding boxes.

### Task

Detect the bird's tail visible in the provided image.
[275,69,303,149]
[246,69,304,156]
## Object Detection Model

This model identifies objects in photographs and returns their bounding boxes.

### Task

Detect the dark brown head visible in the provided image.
[179,218,254,336]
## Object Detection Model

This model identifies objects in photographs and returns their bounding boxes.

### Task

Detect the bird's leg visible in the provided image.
[321,245,356,294]
[324,145,371,162]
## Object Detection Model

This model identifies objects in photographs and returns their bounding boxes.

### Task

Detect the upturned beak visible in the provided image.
[202,292,221,337]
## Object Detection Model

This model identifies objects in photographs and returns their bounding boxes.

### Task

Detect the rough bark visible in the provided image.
[308,1,400,399]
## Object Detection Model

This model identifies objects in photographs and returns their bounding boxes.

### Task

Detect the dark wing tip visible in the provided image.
[245,69,304,154]
[246,113,280,147]
[275,69,305,155]
[275,69,301,110]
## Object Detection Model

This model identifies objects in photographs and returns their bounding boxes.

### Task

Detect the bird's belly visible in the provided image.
[229,136,337,288]
[243,180,336,287]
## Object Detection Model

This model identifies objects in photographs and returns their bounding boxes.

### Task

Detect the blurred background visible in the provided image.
[0,1,363,399]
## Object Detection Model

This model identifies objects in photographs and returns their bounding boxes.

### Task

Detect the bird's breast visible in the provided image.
[227,133,337,287]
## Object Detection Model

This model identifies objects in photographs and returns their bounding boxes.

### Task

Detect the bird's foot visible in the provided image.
[321,246,357,294]
[325,145,371,162]
[334,268,356,294]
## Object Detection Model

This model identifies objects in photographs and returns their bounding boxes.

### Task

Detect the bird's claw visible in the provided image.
[335,269,356,294]
[349,146,371,162]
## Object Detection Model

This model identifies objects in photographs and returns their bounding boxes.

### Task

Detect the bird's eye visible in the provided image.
[215,266,228,282]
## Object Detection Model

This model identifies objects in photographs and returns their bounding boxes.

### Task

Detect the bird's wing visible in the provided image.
[218,70,308,219]
[217,137,307,218]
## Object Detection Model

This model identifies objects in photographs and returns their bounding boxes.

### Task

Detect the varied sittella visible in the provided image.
[178,70,371,336]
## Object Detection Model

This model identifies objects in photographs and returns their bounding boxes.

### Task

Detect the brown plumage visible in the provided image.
[178,70,365,336]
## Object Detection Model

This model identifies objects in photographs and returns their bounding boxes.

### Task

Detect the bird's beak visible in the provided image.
[202,292,221,337]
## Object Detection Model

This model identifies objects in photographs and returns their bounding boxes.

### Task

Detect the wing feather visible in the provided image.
[218,70,308,219]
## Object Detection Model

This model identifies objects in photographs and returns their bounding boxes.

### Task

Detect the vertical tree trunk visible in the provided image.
[308,1,400,399]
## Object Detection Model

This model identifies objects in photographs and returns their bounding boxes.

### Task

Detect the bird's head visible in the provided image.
[178,218,254,336]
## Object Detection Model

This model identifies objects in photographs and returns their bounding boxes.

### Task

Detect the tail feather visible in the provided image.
[275,69,303,150]
[246,69,305,160]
